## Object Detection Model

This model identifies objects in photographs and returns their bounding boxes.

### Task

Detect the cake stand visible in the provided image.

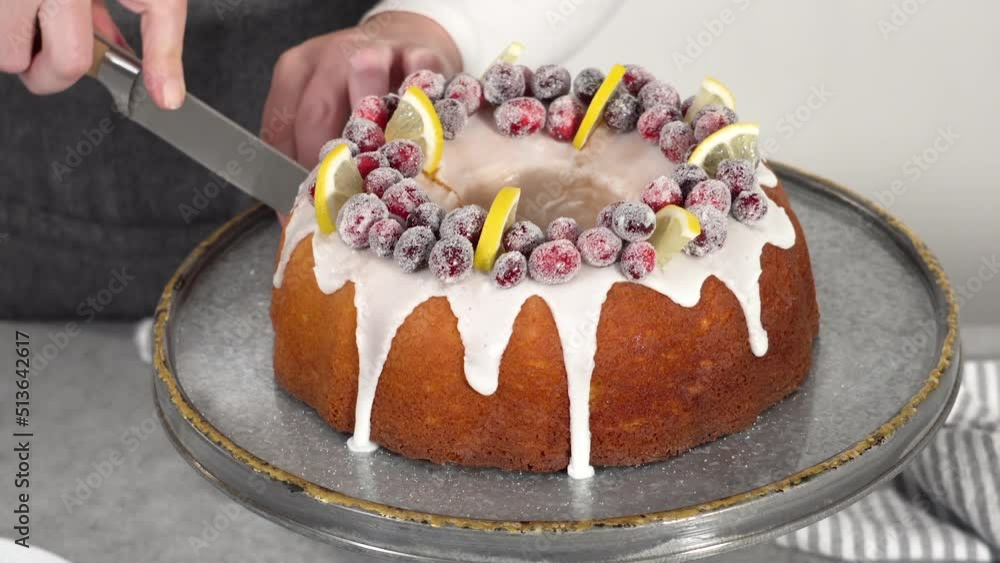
[152,163,960,562]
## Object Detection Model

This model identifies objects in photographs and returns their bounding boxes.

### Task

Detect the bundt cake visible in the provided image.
[270,62,819,478]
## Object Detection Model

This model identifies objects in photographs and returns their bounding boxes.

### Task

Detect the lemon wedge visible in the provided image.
[474,186,521,271]
[572,63,627,150]
[385,86,444,175]
[648,205,701,265]
[684,76,737,123]
[687,122,760,178]
[314,143,364,234]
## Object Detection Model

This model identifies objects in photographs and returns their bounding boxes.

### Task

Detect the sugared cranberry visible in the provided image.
[681,95,695,118]
[528,240,581,285]
[492,251,528,288]
[611,202,656,242]
[518,65,534,96]
[379,139,423,178]
[638,81,680,111]
[444,73,483,115]
[381,179,428,220]
[692,104,738,125]
[672,163,709,196]
[546,95,585,141]
[604,92,640,132]
[343,118,385,153]
[577,227,622,267]
[686,179,732,214]
[694,111,734,143]
[434,98,468,140]
[336,193,388,249]
[641,176,683,212]
[399,70,445,99]
[429,236,474,284]
[393,226,436,272]
[620,241,656,280]
[364,166,403,198]
[503,220,544,256]
[685,205,728,257]
[352,95,389,128]
[440,205,487,245]
[381,93,400,116]
[546,217,580,243]
[406,202,445,233]
[732,191,769,224]
[658,121,695,162]
[638,105,681,144]
[622,64,654,96]
[597,201,624,230]
[355,151,388,179]
[573,67,604,104]
[716,159,755,196]
[319,138,358,160]
[483,62,526,105]
[494,97,546,137]
[532,64,572,100]
[368,218,404,257]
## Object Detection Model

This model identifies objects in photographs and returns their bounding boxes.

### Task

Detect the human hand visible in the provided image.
[261,12,462,169]
[0,0,188,109]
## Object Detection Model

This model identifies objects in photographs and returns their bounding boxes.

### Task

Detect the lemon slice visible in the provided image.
[485,41,525,74]
[385,86,444,175]
[649,205,701,265]
[572,63,627,150]
[687,122,760,178]
[314,144,363,234]
[684,76,737,123]
[474,186,521,271]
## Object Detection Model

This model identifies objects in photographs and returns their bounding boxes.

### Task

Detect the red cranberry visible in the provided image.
[518,65,534,96]
[577,227,622,267]
[429,236,474,284]
[368,218,404,257]
[573,67,604,104]
[641,176,683,212]
[492,251,528,288]
[352,95,389,128]
[611,202,656,242]
[622,64,654,96]
[638,81,680,111]
[503,220,544,256]
[681,95,695,117]
[685,179,732,215]
[379,139,423,178]
[659,121,695,162]
[546,217,580,243]
[716,159,756,196]
[604,92,640,132]
[494,97,546,137]
[381,179,429,220]
[597,201,624,230]
[685,205,728,257]
[620,241,656,280]
[319,138,358,160]
[399,70,445,99]
[546,95,585,142]
[355,151,388,180]
[532,64,572,100]
[528,240,582,285]
[732,191,769,224]
[434,98,468,140]
[638,105,681,144]
[343,118,385,153]
[692,104,738,125]
[672,163,709,196]
[440,205,487,245]
[694,111,733,143]
[336,193,388,249]
[444,73,483,115]
[364,167,403,198]
[482,62,526,105]
[393,226,436,272]
[381,93,399,116]
[406,202,445,233]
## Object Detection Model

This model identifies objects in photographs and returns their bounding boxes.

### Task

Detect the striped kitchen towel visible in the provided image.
[777,360,1000,561]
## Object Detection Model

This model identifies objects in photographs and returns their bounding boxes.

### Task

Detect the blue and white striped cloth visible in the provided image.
[777,360,1000,561]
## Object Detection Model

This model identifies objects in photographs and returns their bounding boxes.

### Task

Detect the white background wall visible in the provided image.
[555,0,997,327]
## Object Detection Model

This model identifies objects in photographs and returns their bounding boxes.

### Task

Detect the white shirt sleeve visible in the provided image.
[363,0,621,74]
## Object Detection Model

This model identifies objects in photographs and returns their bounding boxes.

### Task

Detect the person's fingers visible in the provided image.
[347,43,392,107]
[261,42,319,161]
[91,0,131,52]
[295,61,351,169]
[119,0,187,109]
[402,46,451,76]
[0,0,42,74]
[20,0,94,95]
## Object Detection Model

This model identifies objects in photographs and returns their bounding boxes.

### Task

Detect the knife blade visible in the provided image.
[85,35,307,213]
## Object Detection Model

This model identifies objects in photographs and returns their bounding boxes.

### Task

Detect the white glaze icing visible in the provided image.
[274,118,796,478]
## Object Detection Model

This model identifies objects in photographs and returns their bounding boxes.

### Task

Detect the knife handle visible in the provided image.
[87,34,142,115]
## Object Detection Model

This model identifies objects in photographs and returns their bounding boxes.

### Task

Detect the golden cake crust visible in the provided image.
[271,180,819,472]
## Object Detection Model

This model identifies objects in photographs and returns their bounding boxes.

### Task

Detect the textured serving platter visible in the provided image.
[153,163,960,562]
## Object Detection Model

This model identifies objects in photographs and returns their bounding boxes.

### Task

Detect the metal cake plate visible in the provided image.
[152,163,961,562]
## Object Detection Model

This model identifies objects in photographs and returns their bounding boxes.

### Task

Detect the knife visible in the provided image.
[85,34,307,213]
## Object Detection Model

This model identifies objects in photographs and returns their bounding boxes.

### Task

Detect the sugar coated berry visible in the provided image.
[319,138,358,160]
[546,95,585,142]
[686,179,732,215]
[407,202,445,233]
[681,95,695,117]
[364,166,404,198]
[444,73,483,115]
[604,92,640,132]
[492,251,528,288]
[379,139,423,178]
[440,204,487,245]
[394,226,436,272]
[611,202,656,242]
[546,217,580,243]
[694,110,734,143]
[355,151,388,179]
[692,104,738,125]
[483,62,526,105]
[573,67,604,104]
[732,191,769,224]
[715,159,756,196]
[434,98,468,140]
[336,193,388,249]
[685,205,728,257]
[352,95,389,128]
[531,64,572,100]
[429,236,475,284]
[641,176,683,212]
[528,240,582,285]
[638,81,680,111]
[597,201,624,230]
[659,121,695,162]
[343,118,385,153]
[494,97,546,137]
[399,69,445,99]
[637,105,681,144]
[382,179,429,220]
[620,241,656,281]
[672,163,710,196]
[577,227,622,267]
[381,93,400,116]
[368,218,404,257]
[503,220,544,256]
[622,65,655,96]
[518,65,534,96]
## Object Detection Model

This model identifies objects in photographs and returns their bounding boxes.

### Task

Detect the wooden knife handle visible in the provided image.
[87,34,112,79]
